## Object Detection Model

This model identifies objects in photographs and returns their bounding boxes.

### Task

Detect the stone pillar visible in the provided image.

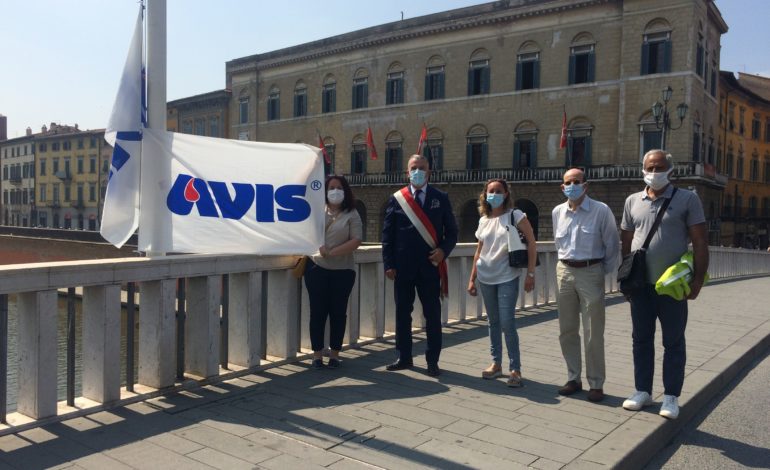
[138,279,176,389]
[345,264,361,347]
[228,272,263,368]
[16,290,58,419]
[358,262,384,339]
[82,285,121,403]
[185,276,221,378]
[446,256,466,322]
[265,270,299,358]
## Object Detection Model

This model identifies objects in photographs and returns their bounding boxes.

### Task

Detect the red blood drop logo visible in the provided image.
[184,178,200,202]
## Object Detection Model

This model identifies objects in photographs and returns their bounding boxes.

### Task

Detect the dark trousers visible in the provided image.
[303,261,356,352]
[394,265,442,365]
[630,284,688,396]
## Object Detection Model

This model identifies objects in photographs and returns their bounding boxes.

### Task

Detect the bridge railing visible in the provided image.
[0,244,768,432]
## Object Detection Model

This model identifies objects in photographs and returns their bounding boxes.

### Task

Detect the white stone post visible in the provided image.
[138,279,177,389]
[345,264,361,347]
[82,285,121,403]
[185,276,221,378]
[16,290,58,419]
[358,263,383,339]
[265,270,299,358]
[228,272,263,368]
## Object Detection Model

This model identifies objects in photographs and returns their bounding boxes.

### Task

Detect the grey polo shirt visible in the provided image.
[621,185,705,284]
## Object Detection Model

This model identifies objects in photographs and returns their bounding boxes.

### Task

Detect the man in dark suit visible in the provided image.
[382,154,458,377]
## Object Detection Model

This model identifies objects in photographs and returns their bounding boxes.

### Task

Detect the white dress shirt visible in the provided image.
[552,196,620,274]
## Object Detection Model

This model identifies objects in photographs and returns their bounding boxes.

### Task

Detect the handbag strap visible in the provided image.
[641,187,677,250]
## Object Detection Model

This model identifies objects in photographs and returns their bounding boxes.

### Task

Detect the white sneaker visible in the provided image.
[623,391,653,411]
[659,394,679,419]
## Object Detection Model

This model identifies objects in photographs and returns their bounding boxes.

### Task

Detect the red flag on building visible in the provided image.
[559,108,568,149]
[366,127,378,160]
[317,131,330,164]
[416,123,428,154]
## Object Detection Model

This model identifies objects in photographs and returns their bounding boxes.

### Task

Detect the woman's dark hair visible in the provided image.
[325,175,356,212]
[477,178,513,216]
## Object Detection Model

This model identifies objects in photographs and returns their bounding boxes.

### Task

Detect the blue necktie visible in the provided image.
[415,189,423,207]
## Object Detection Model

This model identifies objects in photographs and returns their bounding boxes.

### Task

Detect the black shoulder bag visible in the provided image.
[617,188,677,298]
[507,210,540,268]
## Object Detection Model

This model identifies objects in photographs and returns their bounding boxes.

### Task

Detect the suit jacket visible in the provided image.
[382,185,458,278]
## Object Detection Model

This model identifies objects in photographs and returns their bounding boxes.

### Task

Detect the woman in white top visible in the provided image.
[467,179,537,387]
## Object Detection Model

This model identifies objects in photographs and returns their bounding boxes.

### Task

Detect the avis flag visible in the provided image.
[100,7,144,248]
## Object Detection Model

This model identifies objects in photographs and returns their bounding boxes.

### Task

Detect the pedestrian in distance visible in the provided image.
[620,150,709,419]
[467,178,536,387]
[304,175,362,369]
[382,154,458,377]
[552,168,620,402]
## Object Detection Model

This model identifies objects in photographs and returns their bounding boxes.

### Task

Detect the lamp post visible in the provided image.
[651,85,688,151]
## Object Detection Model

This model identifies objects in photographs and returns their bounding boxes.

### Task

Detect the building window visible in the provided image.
[39,143,47,152]
[322,82,336,113]
[89,156,96,173]
[182,120,192,134]
[64,157,71,176]
[726,152,734,177]
[516,52,540,90]
[762,197,770,217]
[641,31,671,75]
[239,97,249,124]
[384,140,403,173]
[209,116,219,137]
[751,156,759,182]
[77,138,84,150]
[267,91,280,121]
[423,138,443,171]
[40,159,46,176]
[513,133,537,169]
[739,107,745,135]
[294,84,307,118]
[748,197,757,217]
[76,156,83,174]
[737,154,744,180]
[465,127,489,170]
[696,34,704,78]
[765,159,770,183]
[468,59,490,95]
[89,183,96,202]
[90,137,97,148]
[195,118,205,135]
[64,185,71,202]
[386,72,404,105]
[53,158,59,174]
[52,142,60,151]
[569,44,595,85]
[707,138,715,165]
[692,123,701,162]
[752,118,761,140]
[350,144,367,174]
[352,77,368,109]
[63,141,71,151]
[39,184,46,202]
[425,66,445,100]
[728,102,736,131]
[77,184,84,204]
[566,125,593,167]
[323,142,335,176]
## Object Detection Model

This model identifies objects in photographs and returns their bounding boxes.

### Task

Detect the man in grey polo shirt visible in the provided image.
[620,150,709,420]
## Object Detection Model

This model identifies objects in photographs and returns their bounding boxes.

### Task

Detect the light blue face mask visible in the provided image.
[562,183,585,201]
[486,193,505,209]
[409,169,427,187]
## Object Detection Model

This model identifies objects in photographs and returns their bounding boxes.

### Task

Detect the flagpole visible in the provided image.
[144,0,167,256]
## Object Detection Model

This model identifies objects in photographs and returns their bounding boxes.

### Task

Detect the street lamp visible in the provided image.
[651,85,688,150]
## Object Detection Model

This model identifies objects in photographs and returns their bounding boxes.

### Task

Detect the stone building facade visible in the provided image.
[167,89,231,138]
[1,130,36,227]
[225,0,728,242]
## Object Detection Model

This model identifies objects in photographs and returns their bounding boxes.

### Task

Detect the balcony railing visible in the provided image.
[0,244,767,432]
[345,162,726,186]
[73,199,85,209]
[721,206,770,221]
[50,199,61,209]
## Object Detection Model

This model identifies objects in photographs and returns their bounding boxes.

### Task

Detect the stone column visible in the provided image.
[82,285,121,403]
[228,272,263,368]
[265,270,299,358]
[138,279,176,389]
[185,276,221,378]
[16,290,58,419]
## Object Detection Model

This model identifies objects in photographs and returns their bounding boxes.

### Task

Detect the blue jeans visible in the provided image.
[630,284,688,396]
[478,278,521,371]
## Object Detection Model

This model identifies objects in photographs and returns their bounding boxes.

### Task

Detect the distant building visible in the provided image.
[225,0,729,242]
[1,128,35,227]
[0,114,7,142]
[167,89,231,138]
[718,71,770,249]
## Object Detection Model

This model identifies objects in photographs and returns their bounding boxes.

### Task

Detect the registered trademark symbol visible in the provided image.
[311,180,322,190]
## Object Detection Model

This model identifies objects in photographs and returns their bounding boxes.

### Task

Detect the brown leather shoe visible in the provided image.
[587,388,605,402]
[558,380,583,396]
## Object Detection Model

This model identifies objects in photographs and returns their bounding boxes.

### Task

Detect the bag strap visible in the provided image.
[641,187,677,250]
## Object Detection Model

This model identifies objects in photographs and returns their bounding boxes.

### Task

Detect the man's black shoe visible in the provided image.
[426,364,441,377]
[385,360,413,371]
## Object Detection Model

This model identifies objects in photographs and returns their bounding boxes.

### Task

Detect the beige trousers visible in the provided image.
[556,262,606,389]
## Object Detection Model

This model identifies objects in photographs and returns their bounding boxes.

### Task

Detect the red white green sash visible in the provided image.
[393,187,449,297]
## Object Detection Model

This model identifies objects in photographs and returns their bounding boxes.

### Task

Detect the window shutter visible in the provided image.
[386,79,393,105]
[568,55,576,85]
[467,68,474,95]
[352,85,357,108]
[515,62,523,90]
[322,89,328,112]
[350,150,355,173]
[397,79,404,103]
[438,73,445,98]
[531,140,538,168]
[466,144,472,169]
[293,95,298,117]
[565,137,573,166]
[482,66,490,93]
[587,52,595,82]
[663,40,672,73]
[424,75,430,99]
[331,89,336,112]
[397,147,403,171]
[513,140,521,168]
[585,137,592,167]
[481,143,489,169]
[363,83,369,108]
[533,60,540,88]
[641,43,650,75]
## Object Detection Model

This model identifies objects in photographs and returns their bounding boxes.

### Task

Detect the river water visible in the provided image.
[4,295,137,413]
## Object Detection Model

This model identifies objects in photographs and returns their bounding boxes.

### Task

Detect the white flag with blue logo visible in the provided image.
[100,7,144,248]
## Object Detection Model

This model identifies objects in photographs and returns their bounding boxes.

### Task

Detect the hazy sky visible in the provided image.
[1,0,767,139]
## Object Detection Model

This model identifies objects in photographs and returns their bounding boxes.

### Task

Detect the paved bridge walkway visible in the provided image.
[1,276,768,470]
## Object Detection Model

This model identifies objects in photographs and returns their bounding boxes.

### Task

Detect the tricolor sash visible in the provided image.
[393,187,449,297]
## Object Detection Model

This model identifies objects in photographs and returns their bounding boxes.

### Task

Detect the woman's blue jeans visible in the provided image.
[478,278,521,372]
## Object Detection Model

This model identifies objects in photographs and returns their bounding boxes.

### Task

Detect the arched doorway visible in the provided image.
[514,198,539,240]
[354,200,367,242]
[459,199,479,242]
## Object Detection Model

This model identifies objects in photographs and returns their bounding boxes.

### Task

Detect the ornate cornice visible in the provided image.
[226,0,616,74]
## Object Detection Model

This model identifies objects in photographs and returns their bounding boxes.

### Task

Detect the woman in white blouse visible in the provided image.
[305,175,362,369]
[467,179,537,387]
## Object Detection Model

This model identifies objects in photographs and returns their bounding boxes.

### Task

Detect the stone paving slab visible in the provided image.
[0,276,768,469]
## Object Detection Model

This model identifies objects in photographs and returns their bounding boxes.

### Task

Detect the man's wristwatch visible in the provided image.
[526,272,535,278]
